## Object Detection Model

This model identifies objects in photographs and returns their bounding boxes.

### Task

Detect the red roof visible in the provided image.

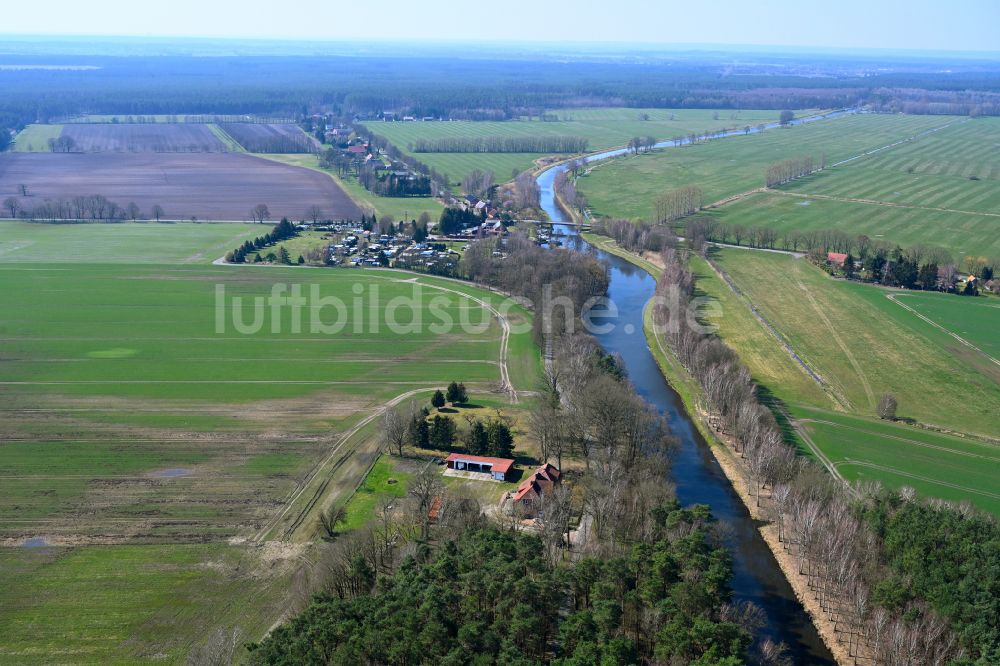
[445,453,514,474]
[347,145,367,154]
[827,252,848,265]
[513,463,562,502]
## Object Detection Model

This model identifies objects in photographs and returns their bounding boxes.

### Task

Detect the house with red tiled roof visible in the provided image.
[511,463,562,515]
[827,252,848,267]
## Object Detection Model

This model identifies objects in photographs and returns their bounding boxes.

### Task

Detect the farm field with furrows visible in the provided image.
[781,116,1000,213]
[0,152,362,221]
[217,123,319,153]
[700,248,1000,512]
[362,108,813,181]
[60,123,231,152]
[0,222,538,662]
[577,113,957,219]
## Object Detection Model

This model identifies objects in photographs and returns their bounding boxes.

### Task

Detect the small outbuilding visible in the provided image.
[445,453,515,481]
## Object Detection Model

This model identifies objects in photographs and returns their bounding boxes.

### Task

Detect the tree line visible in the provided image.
[411,135,588,154]
[225,218,298,264]
[764,155,817,187]
[654,184,704,223]
[3,193,164,223]
[651,245,992,665]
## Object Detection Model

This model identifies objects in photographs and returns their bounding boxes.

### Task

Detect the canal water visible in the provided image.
[536,142,837,662]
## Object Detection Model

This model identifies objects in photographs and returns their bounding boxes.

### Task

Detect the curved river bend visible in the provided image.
[535,118,841,663]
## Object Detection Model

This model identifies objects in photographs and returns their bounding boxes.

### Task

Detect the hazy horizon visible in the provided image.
[2,0,998,53]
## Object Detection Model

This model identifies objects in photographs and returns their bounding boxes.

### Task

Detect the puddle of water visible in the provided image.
[21,537,51,548]
[149,468,191,478]
[797,200,812,206]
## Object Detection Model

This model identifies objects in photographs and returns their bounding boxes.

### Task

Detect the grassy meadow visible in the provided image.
[11,124,64,152]
[0,220,539,662]
[703,191,1000,258]
[362,108,808,183]
[578,113,956,218]
[782,116,1000,214]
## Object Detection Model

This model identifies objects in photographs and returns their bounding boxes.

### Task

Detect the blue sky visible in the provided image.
[3,0,998,52]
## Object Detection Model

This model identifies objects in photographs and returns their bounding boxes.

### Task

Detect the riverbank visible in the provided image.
[594,234,850,666]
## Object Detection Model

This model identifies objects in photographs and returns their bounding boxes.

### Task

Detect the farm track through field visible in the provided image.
[825,117,970,169]
[886,293,1000,368]
[796,279,874,409]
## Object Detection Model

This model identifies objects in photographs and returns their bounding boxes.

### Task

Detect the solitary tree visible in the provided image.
[318,504,346,538]
[277,246,291,265]
[877,393,898,421]
[18,184,28,197]
[252,203,271,223]
[306,205,323,224]
[779,110,795,126]
[467,419,489,456]
[127,202,141,221]
[431,390,446,410]
[3,197,20,219]
[151,204,164,222]
[408,414,430,449]
[382,405,407,456]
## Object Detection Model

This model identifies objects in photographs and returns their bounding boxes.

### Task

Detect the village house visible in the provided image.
[827,251,848,268]
[510,463,562,515]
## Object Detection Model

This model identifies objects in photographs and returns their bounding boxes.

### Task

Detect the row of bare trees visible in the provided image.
[412,135,588,153]
[591,217,676,254]
[627,136,658,154]
[3,194,165,222]
[651,246,963,665]
[654,184,704,223]
[765,155,817,187]
[553,169,587,214]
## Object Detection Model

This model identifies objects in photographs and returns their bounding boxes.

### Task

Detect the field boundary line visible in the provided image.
[771,189,1000,218]
[825,116,970,169]
[836,459,1000,500]
[798,418,1000,459]
[885,293,1000,368]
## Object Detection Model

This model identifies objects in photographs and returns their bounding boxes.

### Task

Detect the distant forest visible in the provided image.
[2,50,1000,131]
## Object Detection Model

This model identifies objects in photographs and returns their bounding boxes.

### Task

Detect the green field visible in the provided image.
[0,220,539,662]
[361,108,810,183]
[578,114,957,219]
[11,124,64,152]
[0,543,294,664]
[0,220,262,262]
[704,191,1000,258]
[339,456,411,532]
[700,248,1000,511]
[258,153,444,221]
[782,117,1000,214]
[795,407,1000,515]
[712,249,1000,435]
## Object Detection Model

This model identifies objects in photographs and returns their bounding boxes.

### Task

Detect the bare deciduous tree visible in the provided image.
[251,203,271,223]
[877,393,898,421]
